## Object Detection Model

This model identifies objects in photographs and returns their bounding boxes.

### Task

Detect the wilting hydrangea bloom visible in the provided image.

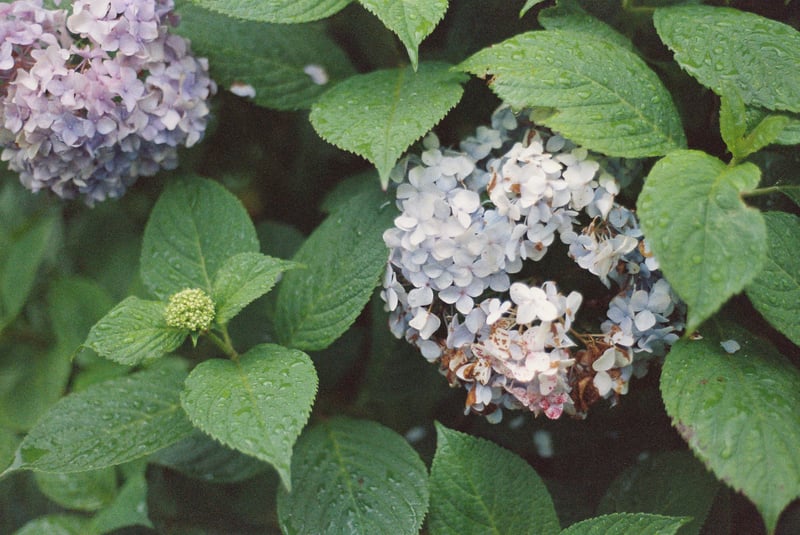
[382,106,685,422]
[0,0,215,204]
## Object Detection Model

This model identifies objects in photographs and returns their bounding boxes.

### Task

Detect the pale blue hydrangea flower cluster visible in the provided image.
[0,0,215,204]
[382,106,685,421]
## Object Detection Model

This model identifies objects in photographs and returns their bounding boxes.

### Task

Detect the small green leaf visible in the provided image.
[538,0,634,51]
[274,186,396,350]
[176,3,355,110]
[560,513,690,535]
[428,423,560,535]
[48,277,115,357]
[180,344,317,491]
[13,515,92,535]
[85,297,187,366]
[654,5,800,112]
[598,451,720,535]
[7,367,192,474]
[140,178,259,300]
[185,0,350,23]
[637,151,767,333]
[34,468,117,512]
[719,91,747,154]
[722,92,793,160]
[276,417,429,535]
[357,0,448,70]
[459,30,686,157]
[89,470,154,533]
[745,211,800,346]
[212,252,297,325]
[661,320,800,533]
[310,62,467,187]
[520,0,546,18]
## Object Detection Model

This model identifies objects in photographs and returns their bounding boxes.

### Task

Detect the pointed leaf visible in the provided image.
[185,0,350,23]
[661,320,800,533]
[89,470,154,533]
[654,5,800,112]
[212,252,297,324]
[8,367,192,474]
[34,468,117,512]
[721,92,793,160]
[85,297,187,366]
[520,0,546,18]
[561,513,690,535]
[357,0,448,70]
[428,423,560,535]
[637,152,767,332]
[745,212,800,346]
[310,62,467,187]
[180,344,317,490]
[277,417,429,535]
[458,29,686,157]
[274,186,396,350]
[140,178,258,300]
[538,0,634,51]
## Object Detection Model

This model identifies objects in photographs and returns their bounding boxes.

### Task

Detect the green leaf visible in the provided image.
[274,186,396,350]
[520,0,546,18]
[310,62,467,187]
[276,417,429,535]
[6,366,193,474]
[745,212,800,346]
[34,468,117,512]
[140,178,259,301]
[654,5,800,113]
[598,451,720,535]
[89,470,154,533]
[185,0,350,23]
[561,513,690,535]
[721,92,793,160]
[428,423,560,535]
[13,515,92,535]
[538,0,634,51]
[357,0,448,70]
[84,297,187,366]
[637,152,767,333]
[212,252,297,325]
[660,320,800,533]
[458,29,686,157]
[180,344,317,491]
[48,277,115,357]
[718,90,747,153]
[176,3,355,110]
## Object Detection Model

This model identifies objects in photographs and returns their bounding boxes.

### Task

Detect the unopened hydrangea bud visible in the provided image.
[164,288,215,331]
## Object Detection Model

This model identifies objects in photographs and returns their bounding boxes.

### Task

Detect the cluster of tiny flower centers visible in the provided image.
[0,0,215,204]
[382,106,684,422]
[164,288,215,331]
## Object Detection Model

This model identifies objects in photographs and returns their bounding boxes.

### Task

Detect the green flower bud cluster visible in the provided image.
[164,288,216,331]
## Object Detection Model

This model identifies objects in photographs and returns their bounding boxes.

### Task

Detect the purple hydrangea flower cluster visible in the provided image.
[0,0,215,204]
[382,106,685,422]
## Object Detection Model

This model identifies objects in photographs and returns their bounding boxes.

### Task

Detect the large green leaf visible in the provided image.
[176,3,354,110]
[428,423,560,535]
[560,513,689,535]
[745,212,800,346]
[310,62,467,187]
[5,367,192,474]
[637,151,766,333]
[458,29,686,157]
[140,178,259,301]
[185,0,350,23]
[276,418,429,535]
[34,468,117,512]
[654,5,800,113]
[274,186,396,350]
[180,344,317,490]
[660,320,800,533]
[357,0,448,70]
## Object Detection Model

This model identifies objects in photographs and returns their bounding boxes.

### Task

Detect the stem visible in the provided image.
[742,185,800,198]
[206,326,239,361]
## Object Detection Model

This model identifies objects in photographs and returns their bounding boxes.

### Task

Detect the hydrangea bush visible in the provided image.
[0,1,798,534]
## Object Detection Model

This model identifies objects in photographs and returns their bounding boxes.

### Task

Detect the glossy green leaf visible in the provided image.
[185,0,350,23]
[357,0,448,70]
[660,320,800,533]
[598,451,720,535]
[277,417,429,535]
[745,212,800,346]
[743,107,800,146]
[6,367,193,474]
[459,29,686,157]
[637,151,766,332]
[310,62,467,187]
[89,470,154,533]
[274,186,396,350]
[520,0,546,18]
[180,344,317,491]
[13,515,92,535]
[655,5,800,113]
[34,468,117,512]
[561,513,690,535]
[720,92,793,160]
[140,178,259,301]
[84,297,187,366]
[428,423,560,535]
[176,3,354,110]
[538,0,634,51]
